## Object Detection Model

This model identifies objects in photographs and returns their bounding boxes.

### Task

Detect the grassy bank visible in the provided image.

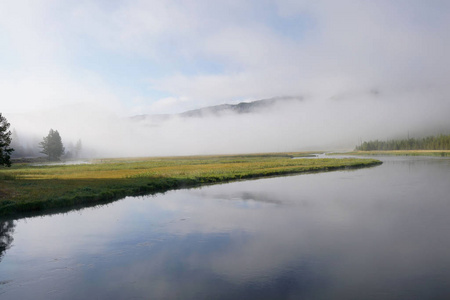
[0,153,381,218]
[339,150,450,157]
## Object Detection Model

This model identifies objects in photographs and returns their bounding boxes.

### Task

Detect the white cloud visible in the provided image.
[1,0,450,156]
[3,0,450,111]
[0,68,124,115]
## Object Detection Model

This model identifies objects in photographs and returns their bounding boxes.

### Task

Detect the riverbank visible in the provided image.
[0,153,381,218]
[337,150,450,157]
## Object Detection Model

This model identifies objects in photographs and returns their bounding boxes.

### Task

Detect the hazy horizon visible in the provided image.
[2,1,449,157]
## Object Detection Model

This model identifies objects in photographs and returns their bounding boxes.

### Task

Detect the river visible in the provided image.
[1,156,450,299]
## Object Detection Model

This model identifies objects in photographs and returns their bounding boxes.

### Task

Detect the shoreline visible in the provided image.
[0,154,382,219]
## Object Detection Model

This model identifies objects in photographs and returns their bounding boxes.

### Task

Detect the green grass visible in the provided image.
[0,153,381,218]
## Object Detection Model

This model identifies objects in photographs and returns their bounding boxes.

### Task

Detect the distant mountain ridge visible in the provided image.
[131,96,303,123]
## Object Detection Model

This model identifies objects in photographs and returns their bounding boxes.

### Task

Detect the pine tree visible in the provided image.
[39,129,65,161]
[0,113,14,167]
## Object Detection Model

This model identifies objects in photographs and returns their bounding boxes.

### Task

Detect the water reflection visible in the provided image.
[0,220,14,263]
[1,157,450,299]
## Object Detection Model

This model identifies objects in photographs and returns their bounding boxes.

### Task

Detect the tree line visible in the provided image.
[1,113,82,167]
[356,134,450,151]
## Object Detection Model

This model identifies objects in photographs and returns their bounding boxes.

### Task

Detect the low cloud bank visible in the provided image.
[8,89,450,158]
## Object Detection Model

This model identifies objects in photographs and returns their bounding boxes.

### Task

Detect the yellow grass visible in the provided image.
[0,153,381,217]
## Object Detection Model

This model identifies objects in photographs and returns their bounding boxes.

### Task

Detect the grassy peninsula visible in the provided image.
[0,153,381,218]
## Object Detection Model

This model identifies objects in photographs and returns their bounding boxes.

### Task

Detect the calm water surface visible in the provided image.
[1,156,450,299]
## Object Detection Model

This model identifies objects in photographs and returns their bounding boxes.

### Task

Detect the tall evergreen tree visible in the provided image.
[39,129,65,161]
[0,113,14,167]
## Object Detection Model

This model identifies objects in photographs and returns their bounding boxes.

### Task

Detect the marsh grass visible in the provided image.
[0,153,381,218]
[0,173,17,181]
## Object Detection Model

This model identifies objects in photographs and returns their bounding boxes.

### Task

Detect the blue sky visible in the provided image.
[1,0,449,116]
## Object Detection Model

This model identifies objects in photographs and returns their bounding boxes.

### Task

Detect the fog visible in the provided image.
[7,88,450,158]
[2,1,450,158]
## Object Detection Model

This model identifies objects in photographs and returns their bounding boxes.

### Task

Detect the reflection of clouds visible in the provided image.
[149,161,450,296]
[13,206,127,257]
[2,158,450,299]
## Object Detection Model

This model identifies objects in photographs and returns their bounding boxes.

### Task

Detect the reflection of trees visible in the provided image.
[0,220,15,262]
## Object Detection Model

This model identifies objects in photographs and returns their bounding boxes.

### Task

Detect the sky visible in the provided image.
[1,0,450,156]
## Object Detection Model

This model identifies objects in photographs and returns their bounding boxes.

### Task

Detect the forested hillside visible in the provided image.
[356,134,450,151]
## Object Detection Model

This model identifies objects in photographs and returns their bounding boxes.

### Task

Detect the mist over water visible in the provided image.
[8,89,450,158]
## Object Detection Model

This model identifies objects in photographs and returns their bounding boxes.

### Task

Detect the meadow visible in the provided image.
[0,153,381,218]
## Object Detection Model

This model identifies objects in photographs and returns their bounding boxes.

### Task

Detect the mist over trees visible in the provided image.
[5,94,450,158]
[0,113,14,167]
[10,129,23,157]
[63,139,83,159]
[10,129,40,158]
[39,129,65,161]
[9,128,83,160]
[356,134,450,151]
